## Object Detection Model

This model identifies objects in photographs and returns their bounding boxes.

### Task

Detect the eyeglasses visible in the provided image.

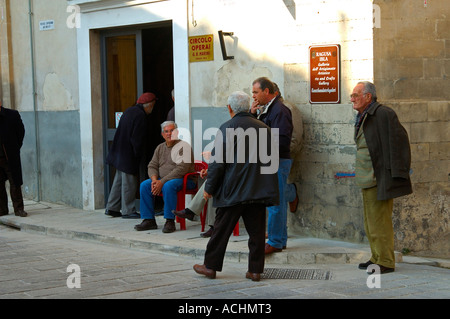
[350,93,368,99]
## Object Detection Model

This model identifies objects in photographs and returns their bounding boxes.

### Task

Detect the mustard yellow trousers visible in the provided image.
[362,186,395,269]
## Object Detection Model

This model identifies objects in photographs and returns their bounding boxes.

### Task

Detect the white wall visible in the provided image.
[73,0,189,210]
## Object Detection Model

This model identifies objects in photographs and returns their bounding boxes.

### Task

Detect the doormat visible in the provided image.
[261,268,332,280]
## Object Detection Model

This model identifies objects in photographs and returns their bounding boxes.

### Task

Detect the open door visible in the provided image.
[101,23,174,209]
[101,30,143,203]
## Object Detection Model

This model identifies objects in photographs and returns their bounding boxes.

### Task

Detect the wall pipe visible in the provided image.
[28,0,41,201]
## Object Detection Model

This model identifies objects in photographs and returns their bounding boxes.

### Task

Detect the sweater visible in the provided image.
[147,139,195,184]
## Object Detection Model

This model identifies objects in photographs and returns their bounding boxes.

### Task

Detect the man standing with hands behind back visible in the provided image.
[250,77,297,254]
[105,92,157,219]
[0,100,27,217]
[351,81,412,274]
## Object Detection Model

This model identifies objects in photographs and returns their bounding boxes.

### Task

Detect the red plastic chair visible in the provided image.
[172,160,239,235]
[174,160,208,230]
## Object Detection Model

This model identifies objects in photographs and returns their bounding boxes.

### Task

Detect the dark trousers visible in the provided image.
[204,203,266,273]
[0,156,24,215]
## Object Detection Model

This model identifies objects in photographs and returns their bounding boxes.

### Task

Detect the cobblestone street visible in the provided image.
[1,224,449,303]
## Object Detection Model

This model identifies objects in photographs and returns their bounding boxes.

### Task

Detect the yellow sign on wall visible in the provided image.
[189,34,214,62]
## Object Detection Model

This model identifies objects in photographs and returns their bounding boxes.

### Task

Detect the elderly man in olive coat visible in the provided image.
[351,81,412,274]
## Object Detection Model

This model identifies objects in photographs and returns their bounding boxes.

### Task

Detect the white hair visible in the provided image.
[227,91,251,114]
[161,121,177,132]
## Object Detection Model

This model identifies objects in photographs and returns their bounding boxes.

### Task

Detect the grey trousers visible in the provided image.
[188,182,216,227]
[106,169,138,216]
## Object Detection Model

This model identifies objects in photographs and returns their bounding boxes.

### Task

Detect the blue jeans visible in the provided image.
[267,158,296,249]
[140,178,196,220]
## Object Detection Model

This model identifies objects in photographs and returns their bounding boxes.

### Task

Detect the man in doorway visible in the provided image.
[105,92,157,219]
[351,81,412,274]
[135,121,195,233]
[193,91,279,281]
[250,77,297,254]
[166,89,175,121]
[0,101,27,217]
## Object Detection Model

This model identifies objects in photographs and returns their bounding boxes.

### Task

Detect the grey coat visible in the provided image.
[363,102,413,200]
[205,112,279,208]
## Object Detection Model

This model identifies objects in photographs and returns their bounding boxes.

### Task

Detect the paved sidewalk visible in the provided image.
[1,200,449,269]
[2,224,449,300]
[1,200,449,300]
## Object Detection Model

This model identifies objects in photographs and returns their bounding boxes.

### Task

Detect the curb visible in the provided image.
[1,217,401,266]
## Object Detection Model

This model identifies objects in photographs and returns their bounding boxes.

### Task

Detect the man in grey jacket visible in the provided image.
[193,91,279,281]
[352,81,412,274]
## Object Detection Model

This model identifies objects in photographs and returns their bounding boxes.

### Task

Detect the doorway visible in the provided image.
[101,22,174,206]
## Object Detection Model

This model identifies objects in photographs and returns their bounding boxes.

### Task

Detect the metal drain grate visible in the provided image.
[261,268,332,280]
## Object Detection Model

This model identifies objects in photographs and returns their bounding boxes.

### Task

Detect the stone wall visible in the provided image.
[283,0,374,244]
[373,0,449,257]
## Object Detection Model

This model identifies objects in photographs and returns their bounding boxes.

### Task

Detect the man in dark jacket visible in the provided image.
[352,81,412,274]
[251,77,297,254]
[0,103,27,217]
[193,91,279,281]
[105,92,157,219]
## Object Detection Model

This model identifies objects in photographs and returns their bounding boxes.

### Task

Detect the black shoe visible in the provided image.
[200,227,214,238]
[134,219,157,231]
[367,265,395,274]
[358,260,374,269]
[162,219,176,233]
[105,209,122,217]
[14,210,27,217]
[379,265,395,274]
[122,212,140,219]
[172,208,196,221]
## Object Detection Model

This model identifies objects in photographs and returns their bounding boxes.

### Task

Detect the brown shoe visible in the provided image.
[172,208,195,221]
[246,272,261,282]
[14,210,27,217]
[265,243,282,254]
[193,264,216,279]
[134,219,157,231]
[200,226,214,238]
[289,185,299,213]
[162,219,176,233]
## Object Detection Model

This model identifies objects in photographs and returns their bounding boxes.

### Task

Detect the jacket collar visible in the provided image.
[257,95,280,119]
[367,101,381,115]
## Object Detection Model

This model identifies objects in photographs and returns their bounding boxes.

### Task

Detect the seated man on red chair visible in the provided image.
[134,121,195,233]
[173,169,217,238]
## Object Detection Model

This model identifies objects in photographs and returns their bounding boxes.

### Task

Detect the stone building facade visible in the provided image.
[0,0,448,257]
